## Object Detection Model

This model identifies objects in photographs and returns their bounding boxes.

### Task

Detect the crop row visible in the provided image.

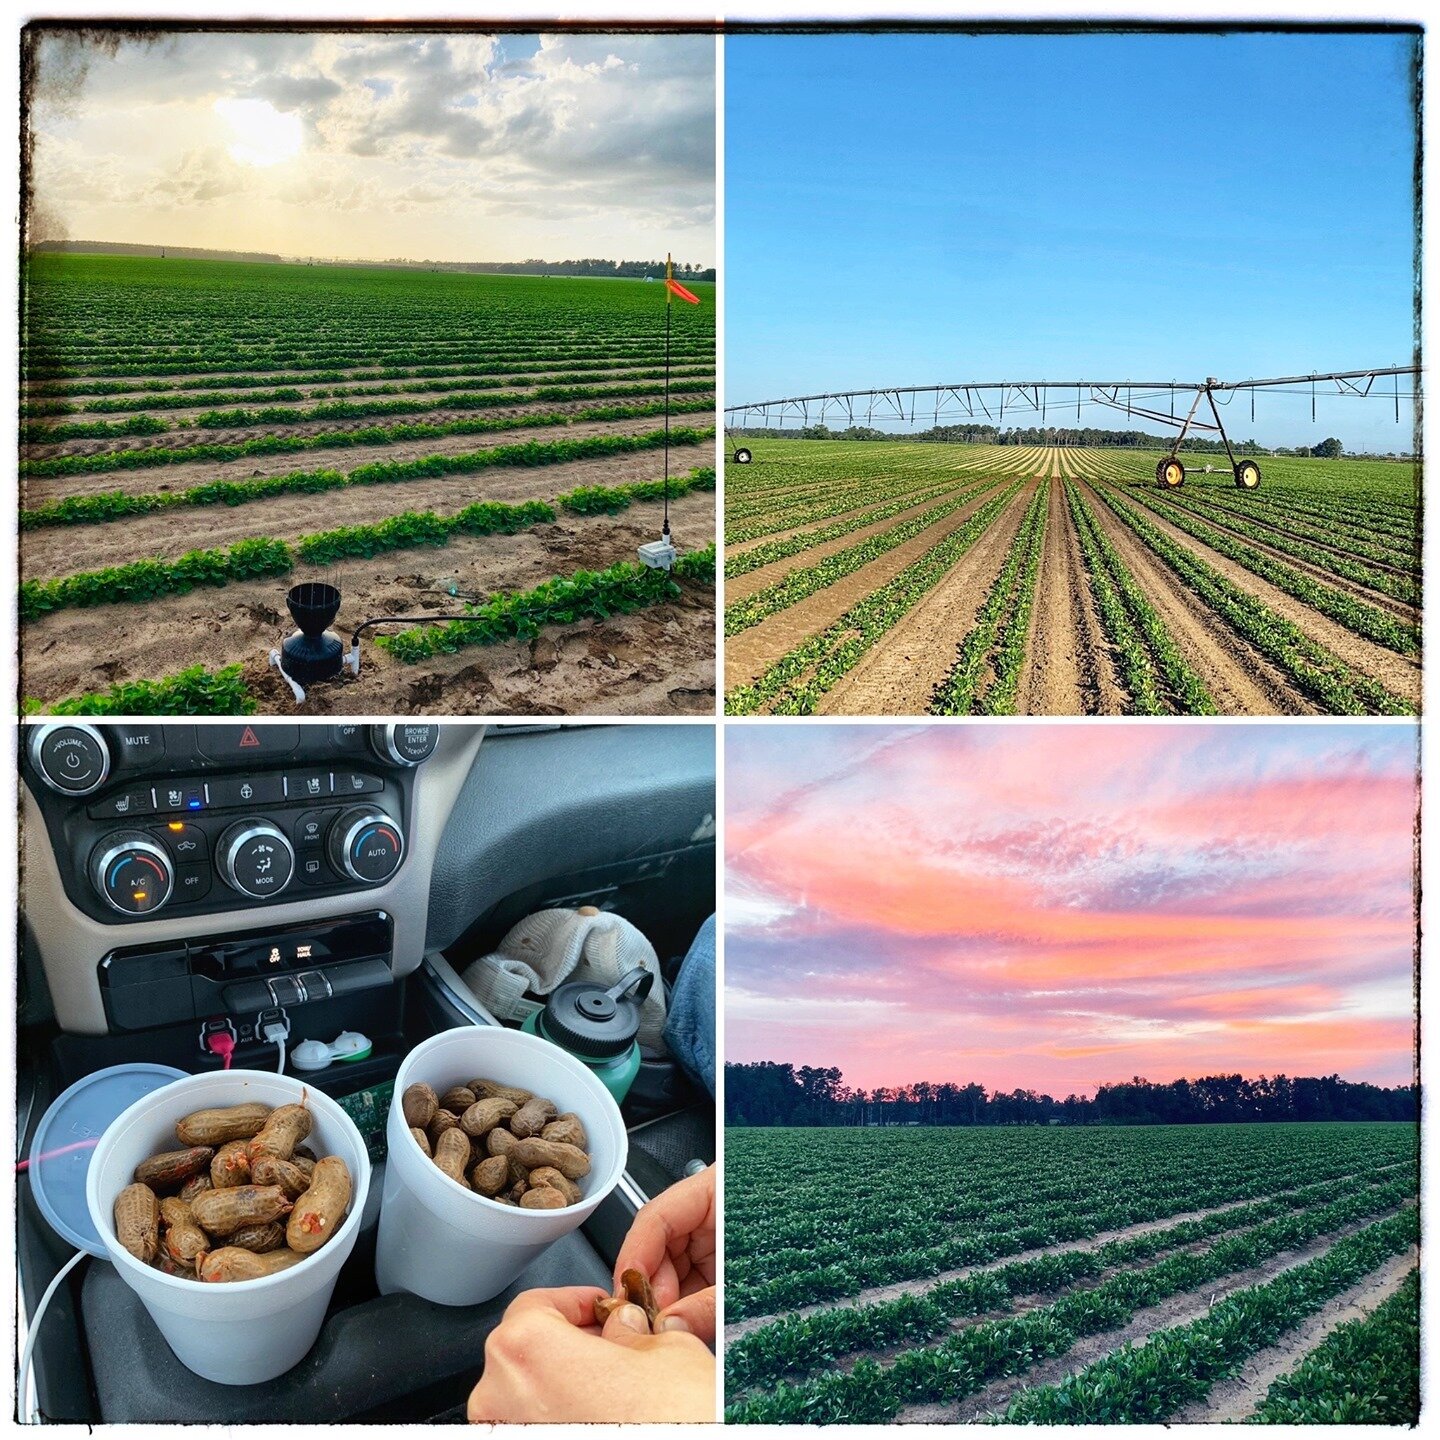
[21,397,715,479]
[20,414,167,444]
[1093,488,1411,716]
[1161,489,1418,602]
[21,467,715,613]
[377,544,716,664]
[725,481,1003,636]
[726,1182,1413,1423]
[726,1166,1390,1394]
[726,479,973,578]
[725,472,945,542]
[1244,1266,1417,1424]
[1119,486,1420,656]
[21,428,712,529]
[929,483,1046,715]
[1068,482,1215,715]
[998,1210,1418,1422]
[27,663,258,716]
[725,484,1021,716]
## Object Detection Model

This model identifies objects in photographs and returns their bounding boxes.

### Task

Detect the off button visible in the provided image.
[37,725,110,795]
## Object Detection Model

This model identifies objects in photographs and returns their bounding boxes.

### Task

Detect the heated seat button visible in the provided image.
[334,771,383,797]
[194,725,299,761]
[87,787,156,821]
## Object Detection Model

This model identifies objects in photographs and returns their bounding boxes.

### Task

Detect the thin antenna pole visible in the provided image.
[663,254,672,540]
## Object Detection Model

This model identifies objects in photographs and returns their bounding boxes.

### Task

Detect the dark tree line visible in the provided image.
[732,422,1268,454]
[725,1062,1418,1128]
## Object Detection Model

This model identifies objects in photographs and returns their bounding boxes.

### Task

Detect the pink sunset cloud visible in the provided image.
[725,724,1417,1095]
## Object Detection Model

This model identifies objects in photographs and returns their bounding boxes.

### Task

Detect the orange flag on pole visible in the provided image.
[665,253,700,305]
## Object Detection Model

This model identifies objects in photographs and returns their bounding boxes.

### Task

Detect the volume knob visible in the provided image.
[31,723,111,797]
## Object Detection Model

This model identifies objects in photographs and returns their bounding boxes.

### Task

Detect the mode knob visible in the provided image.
[92,832,174,916]
[329,807,405,885]
[370,723,439,767]
[218,819,295,900]
[30,722,111,797]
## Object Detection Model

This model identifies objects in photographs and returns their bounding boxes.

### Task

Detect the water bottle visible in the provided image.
[522,967,653,1105]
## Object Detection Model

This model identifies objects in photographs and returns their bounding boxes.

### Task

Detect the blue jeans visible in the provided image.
[663,915,715,1097]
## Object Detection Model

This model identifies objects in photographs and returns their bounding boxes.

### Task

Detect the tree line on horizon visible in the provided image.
[728,422,1375,459]
[724,1061,1418,1128]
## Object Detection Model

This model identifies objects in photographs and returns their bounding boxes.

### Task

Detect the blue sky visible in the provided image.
[725,31,1418,452]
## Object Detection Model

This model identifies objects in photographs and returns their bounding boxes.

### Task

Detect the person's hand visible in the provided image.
[466,1285,714,1423]
[615,1164,717,1343]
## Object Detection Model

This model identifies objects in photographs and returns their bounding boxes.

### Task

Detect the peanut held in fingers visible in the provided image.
[115,1182,160,1263]
[401,1082,438,1129]
[176,1103,271,1147]
[198,1247,305,1282]
[191,1183,293,1236]
[287,1156,353,1254]
[135,1146,215,1189]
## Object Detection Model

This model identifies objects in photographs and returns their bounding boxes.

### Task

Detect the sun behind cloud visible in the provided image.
[213,97,303,167]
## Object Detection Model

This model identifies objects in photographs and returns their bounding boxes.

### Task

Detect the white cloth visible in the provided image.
[459,907,668,1057]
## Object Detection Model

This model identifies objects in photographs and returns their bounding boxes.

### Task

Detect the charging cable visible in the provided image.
[260,1007,292,1075]
[205,1030,235,1070]
[17,1249,86,1423]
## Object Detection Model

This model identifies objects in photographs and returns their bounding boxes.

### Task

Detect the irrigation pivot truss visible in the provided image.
[725,365,1421,489]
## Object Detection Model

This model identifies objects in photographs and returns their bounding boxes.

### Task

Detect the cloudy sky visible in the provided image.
[726,724,1417,1096]
[27,29,715,264]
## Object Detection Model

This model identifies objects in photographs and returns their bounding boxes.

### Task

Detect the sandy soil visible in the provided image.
[1110,484,1421,708]
[817,480,1033,713]
[22,442,716,581]
[1170,1249,1416,1423]
[22,414,709,507]
[723,483,1008,694]
[725,482,980,606]
[1019,479,1125,715]
[1079,481,1308,716]
[22,492,715,717]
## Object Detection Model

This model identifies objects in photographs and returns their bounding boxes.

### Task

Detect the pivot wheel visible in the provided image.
[1156,457,1185,488]
[732,447,753,465]
[1234,459,1261,489]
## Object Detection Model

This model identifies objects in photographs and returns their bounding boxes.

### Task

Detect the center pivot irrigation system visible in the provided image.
[725,365,1420,489]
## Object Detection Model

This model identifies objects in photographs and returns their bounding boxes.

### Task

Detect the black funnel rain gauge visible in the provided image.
[267,254,697,705]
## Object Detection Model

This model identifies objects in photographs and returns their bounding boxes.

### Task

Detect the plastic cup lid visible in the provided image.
[25,1063,186,1258]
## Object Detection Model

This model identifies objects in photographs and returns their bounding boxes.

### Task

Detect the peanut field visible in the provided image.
[20,254,716,715]
[723,440,1420,717]
[723,1123,1419,1424]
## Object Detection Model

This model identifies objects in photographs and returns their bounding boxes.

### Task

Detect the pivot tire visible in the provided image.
[1157,457,1185,488]
[1234,459,1261,489]
[732,447,753,465]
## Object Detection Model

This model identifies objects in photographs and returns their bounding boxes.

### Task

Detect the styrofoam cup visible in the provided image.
[375,1026,628,1306]
[85,1069,372,1386]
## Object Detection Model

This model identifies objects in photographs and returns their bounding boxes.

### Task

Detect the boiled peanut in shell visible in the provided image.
[176,1103,271,1147]
[287,1156,353,1254]
[529,1165,582,1206]
[433,1126,471,1186]
[439,1086,477,1113]
[508,1096,558,1139]
[227,1221,285,1253]
[410,1126,433,1158]
[191,1183,293,1235]
[159,1197,208,1266]
[519,1186,567,1210]
[211,1139,251,1188]
[179,1174,213,1203]
[470,1155,510,1196]
[135,1146,215,1189]
[459,1097,517,1137]
[198,1247,305,1283]
[402,1082,438,1129]
[513,1137,591,1181]
[542,1113,588,1150]
[247,1103,312,1163]
[114,1182,160,1263]
[251,1155,312,1200]
[468,1078,532,1106]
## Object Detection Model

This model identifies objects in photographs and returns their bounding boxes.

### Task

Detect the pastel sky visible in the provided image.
[27,31,714,266]
[726,724,1418,1095]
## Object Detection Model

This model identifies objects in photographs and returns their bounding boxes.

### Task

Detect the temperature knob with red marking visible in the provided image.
[328,808,405,885]
[91,832,174,916]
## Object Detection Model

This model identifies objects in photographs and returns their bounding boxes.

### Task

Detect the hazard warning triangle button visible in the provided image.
[194,725,299,761]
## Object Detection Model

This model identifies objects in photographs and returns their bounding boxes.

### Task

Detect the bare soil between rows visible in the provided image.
[21,492,715,717]
[22,442,716,581]
[817,480,1034,714]
[22,414,710,506]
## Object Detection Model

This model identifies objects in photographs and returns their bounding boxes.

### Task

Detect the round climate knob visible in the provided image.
[92,833,173,916]
[371,723,439,767]
[31,723,111,796]
[218,819,295,900]
[329,807,405,885]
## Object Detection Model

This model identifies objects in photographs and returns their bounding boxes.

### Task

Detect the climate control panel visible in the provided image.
[23,722,434,924]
